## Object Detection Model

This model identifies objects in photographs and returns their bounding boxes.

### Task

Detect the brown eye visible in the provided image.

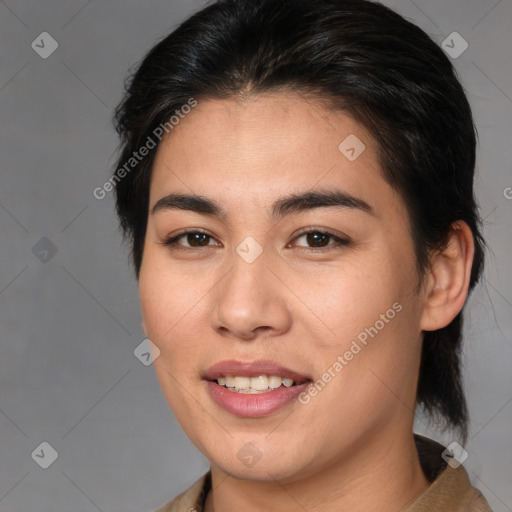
[293,230,349,250]
[184,232,211,247]
[163,230,218,249]
[304,232,331,247]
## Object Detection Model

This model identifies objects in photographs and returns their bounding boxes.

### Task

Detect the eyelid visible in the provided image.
[292,226,348,239]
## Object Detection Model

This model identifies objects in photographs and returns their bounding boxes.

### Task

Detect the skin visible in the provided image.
[138,93,475,512]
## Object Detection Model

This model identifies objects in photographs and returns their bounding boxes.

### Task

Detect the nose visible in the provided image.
[210,247,292,341]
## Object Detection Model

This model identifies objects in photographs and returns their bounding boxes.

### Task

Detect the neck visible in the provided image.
[204,429,430,512]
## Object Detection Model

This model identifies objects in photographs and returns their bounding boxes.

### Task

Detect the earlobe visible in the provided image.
[420,221,475,331]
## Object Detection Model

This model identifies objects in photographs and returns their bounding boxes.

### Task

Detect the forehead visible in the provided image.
[149,93,393,217]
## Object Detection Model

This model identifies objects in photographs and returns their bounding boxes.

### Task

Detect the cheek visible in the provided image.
[289,251,414,350]
[292,248,422,400]
[138,258,205,412]
[326,289,421,418]
[137,246,221,407]
[138,246,207,345]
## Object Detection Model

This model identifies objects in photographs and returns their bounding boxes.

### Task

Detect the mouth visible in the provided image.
[203,360,312,416]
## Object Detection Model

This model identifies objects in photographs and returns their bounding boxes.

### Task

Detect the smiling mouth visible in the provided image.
[215,375,308,394]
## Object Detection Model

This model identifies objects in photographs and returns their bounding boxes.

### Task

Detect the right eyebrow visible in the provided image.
[151,193,226,218]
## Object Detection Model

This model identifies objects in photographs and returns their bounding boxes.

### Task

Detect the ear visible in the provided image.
[420,221,475,331]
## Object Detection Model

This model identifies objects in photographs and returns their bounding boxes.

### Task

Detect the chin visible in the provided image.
[217,459,299,482]
[206,445,315,483]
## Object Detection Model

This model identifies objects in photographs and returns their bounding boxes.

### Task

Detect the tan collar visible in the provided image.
[405,435,492,511]
[154,435,492,511]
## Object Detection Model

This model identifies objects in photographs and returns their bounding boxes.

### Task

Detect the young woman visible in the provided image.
[113,0,492,510]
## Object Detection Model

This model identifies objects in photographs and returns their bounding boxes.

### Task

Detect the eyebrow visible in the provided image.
[151,188,374,219]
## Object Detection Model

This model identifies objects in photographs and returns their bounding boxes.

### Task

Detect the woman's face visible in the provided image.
[139,93,428,482]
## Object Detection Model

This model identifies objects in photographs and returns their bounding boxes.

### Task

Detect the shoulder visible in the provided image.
[152,471,211,512]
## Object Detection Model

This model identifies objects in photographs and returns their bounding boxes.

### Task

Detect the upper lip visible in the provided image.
[203,359,311,383]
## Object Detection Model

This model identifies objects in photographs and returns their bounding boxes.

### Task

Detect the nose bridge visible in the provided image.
[222,237,270,309]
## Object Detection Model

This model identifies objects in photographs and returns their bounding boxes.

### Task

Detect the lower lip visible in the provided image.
[206,380,311,417]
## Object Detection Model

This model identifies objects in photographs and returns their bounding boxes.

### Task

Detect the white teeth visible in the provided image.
[251,375,269,390]
[233,376,251,390]
[268,375,282,389]
[216,374,298,392]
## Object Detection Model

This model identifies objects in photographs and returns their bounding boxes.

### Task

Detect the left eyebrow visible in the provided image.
[270,188,374,220]
[150,188,374,219]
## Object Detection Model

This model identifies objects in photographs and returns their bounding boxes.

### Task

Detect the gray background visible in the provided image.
[0,0,510,511]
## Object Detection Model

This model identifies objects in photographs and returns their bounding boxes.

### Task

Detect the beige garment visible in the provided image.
[154,435,493,511]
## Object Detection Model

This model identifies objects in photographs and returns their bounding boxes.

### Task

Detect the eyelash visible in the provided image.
[161,228,350,252]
